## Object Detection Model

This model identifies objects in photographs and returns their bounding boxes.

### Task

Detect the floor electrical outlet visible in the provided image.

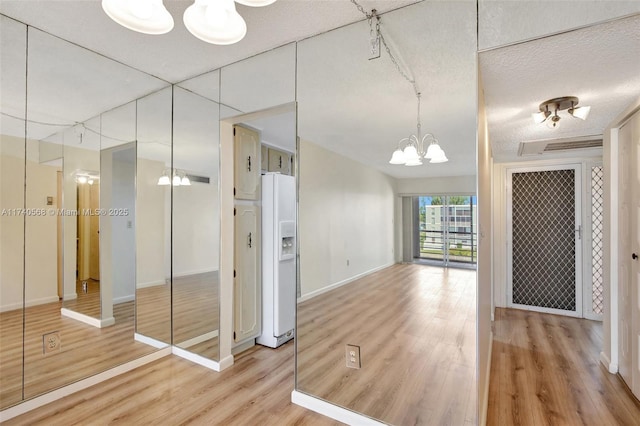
[346,344,361,369]
[43,331,61,355]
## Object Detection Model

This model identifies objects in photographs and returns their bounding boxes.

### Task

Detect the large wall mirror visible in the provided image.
[0,14,179,408]
[295,1,478,424]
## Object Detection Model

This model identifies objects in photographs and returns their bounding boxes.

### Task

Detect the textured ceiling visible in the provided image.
[0,0,418,83]
[479,14,640,162]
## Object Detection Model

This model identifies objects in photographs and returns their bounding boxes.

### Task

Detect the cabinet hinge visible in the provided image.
[233,332,236,340]
[233,269,236,278]
[233,187,236,196]
[233,127,236,136]
[234,207,236,216]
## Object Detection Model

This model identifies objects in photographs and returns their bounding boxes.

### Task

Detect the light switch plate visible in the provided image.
[346,344,361,369]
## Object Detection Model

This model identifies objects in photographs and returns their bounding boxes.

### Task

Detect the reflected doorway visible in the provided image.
[74,176,100,316]
[413,195,477,266]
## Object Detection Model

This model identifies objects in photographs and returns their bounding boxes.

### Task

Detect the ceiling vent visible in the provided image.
[518,135,603,156]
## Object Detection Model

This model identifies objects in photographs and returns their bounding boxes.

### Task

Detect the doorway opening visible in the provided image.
[413,195,477,267]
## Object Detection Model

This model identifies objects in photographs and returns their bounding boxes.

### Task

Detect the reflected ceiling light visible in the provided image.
[158,169,192,186]
[388,93,448,166]
[532,96,591,129]
[183,0,247,45]
[77,176,88,184]
[235,0,277,6]
[102,0,174,35]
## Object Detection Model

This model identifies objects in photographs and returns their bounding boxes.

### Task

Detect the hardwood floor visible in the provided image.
[487,308,640,426]
[297,263,477,425]
[62,278,101,318]
[4,342,340,426]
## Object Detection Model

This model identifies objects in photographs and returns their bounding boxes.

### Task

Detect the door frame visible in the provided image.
[506,163,583,318]
[583,160,604,321]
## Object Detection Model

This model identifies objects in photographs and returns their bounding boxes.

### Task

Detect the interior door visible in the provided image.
[618,110,640,398]
[507,165,583,317]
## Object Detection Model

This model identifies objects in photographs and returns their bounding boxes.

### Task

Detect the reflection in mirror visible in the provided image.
[171,85,221,361]
[295,1,477,424]
[135,87,173,346]
[12,22,169,402]
[0,14,27,410]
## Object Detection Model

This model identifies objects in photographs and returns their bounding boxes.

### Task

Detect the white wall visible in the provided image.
[136,157,167,287]
[395,175,476,195]
[298,139,396,298]
[477,77,493,425]
[172,181,220,276]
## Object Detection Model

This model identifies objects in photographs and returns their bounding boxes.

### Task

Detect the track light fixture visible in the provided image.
[532,96,591,129]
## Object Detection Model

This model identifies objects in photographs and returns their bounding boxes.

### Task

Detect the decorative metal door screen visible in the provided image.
[508,166,582,316]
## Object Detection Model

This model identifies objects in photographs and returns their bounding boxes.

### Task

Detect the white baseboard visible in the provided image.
[0,347,171,422]
[218,354,234,371]
[60,308,115,328]
[134,333,170,349]
[480,331,493,426]
[600,351,618,374]
[298,262,395,303]
[1,295,60,313]
[64,292,77,300]
[172,345,221,371]
[113,294,135,305]
[232,338,255,355]
[176,330,219,349]
[291,390,386,425]
[172,268,218,279]
[136,280,167,289]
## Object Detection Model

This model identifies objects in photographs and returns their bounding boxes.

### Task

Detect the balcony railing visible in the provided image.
[418,229,477,263]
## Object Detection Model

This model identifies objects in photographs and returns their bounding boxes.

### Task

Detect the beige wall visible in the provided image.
[1,137,60,311]
[298,139,396,298]
[477,76,493,425]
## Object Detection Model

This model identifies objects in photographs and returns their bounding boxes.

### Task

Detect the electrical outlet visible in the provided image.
[346,344,361,369]
[43,331,61,355]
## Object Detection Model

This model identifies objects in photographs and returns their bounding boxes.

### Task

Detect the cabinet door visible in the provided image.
[261,145,268,172]
[234,204,261,342]
[234,125,260,200]
[268,148,291,175]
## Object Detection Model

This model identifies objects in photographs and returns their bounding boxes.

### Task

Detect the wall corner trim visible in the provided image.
[60,308,114,328]
[480,331,493,426]
[600,351,618,374]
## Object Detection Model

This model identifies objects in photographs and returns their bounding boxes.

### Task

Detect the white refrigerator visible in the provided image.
[257,173,296,348]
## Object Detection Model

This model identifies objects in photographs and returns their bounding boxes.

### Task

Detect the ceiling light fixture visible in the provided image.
[102,0,276,45]
[532,96,591,129]
[389,93,448,166]
[102,0,174,34]
[158,169,192,186]
[349,6,447,167]
[184,0,247,45]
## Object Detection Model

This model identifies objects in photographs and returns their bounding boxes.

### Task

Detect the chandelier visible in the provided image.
[102,0,276,45]
[389,93,448,166]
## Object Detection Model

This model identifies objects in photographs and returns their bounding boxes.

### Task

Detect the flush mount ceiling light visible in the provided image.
[102,0,174,34]
[532,96,591,129]
[184,0,246,45]
[102,0,275,45]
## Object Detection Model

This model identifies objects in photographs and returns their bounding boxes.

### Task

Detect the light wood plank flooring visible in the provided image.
[487,308,640,425]
[297,263,477,425]
[4,342,339,426]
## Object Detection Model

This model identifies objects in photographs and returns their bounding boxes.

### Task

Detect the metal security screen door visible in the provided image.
[507,165,583,317]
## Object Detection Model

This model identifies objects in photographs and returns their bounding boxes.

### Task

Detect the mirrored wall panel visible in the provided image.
[135,86,173,346]
[0,16,172,406]
[171,83,221,361]
[295,1,478,424]
[0,15,27,409]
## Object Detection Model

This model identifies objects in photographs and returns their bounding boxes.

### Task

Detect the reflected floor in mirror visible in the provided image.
[173,271,219,359]
[62,278,100,318]
[488,308,640,425]
[0,299,157,403]
[4,342,339,425]
[297,263,477,425]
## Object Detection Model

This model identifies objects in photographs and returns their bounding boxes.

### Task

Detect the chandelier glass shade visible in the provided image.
[158,169,191,186]
[102,0,174,34]
[102,0,275,45]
